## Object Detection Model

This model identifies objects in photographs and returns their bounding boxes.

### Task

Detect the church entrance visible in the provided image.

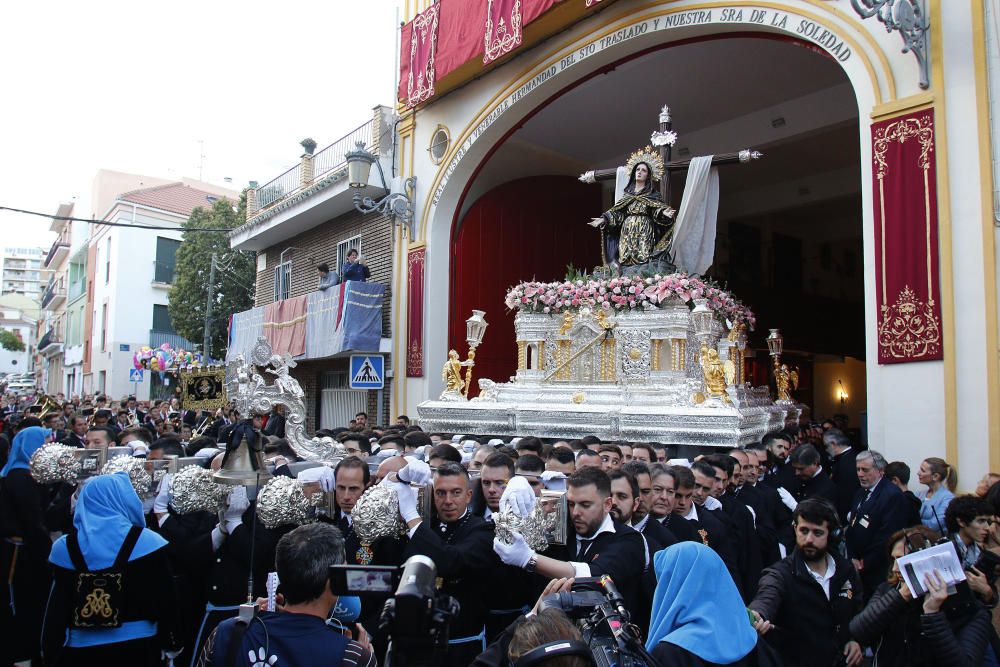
[448,34,866,425]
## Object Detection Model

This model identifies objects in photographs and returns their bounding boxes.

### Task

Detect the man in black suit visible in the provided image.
[705,454,763,600]
[651,465,701,543]
[762,431,793,487]
[678,463,743,596]
[621,461,677,552]
[823,428,860,522]
[396,462,496,667]
[844,449,911,598]
[492,466,646,619]
[729,448,781,567]
[59,415,88,448]
[789,443,838,506]
[125,395,147,424]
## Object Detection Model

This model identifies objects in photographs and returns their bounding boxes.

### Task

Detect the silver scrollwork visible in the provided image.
[227,337,347,462]
[851,0,930,89]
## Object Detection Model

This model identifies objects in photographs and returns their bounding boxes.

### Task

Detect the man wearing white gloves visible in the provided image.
[491,466,645,619]
[393,461,496,667]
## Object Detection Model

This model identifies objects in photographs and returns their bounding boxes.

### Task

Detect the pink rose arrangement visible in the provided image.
[505,273,755,329]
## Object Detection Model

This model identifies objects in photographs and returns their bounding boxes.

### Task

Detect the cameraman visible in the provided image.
[472,577,589,667]
[198,523,374,667]
[395,461,497,667]
[493,467,646,618]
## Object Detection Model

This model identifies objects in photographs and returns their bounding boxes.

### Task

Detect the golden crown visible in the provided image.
[625,146,665,182]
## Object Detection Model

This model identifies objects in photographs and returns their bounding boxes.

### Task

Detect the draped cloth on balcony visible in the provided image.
[227,282,385,364]
[263,295,308,357]
[228,306,265,361]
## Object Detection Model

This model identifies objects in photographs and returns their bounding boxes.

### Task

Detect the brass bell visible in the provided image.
[214,425,271,486]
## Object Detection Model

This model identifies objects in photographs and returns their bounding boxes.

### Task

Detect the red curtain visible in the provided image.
[407,247,426,377]
[871,109,943,364]
[450,176,601,396]
[483,0,524,65]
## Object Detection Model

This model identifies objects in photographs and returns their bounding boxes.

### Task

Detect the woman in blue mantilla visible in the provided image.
[589,146,676,269]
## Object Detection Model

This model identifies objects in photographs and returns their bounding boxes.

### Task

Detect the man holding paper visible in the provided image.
[845,450,911,598]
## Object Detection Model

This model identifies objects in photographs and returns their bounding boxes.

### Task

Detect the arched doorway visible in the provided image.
[444,34,866,422]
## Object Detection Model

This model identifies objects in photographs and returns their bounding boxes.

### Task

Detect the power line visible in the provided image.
[0,205,236,233]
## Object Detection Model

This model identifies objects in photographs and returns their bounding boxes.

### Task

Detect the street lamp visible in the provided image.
[345,141,417,238]
[766,329,783,358]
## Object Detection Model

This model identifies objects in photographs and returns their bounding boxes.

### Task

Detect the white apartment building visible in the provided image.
[1,247,49,298]
[85,181,236,400]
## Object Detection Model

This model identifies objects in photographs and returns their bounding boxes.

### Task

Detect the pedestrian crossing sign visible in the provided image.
[350,355,384,389]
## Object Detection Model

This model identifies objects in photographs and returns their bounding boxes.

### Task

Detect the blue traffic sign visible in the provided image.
[129,368,144,383]
[349,355,384,389]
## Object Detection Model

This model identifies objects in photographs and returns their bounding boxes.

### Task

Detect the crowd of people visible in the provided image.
[2,394,999,666]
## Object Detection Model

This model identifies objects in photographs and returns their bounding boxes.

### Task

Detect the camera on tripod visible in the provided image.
[540,575,653,667]
[330,556,459,667]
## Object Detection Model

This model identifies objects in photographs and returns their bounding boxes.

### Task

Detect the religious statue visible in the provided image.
[774,360,795,402]
[440,349,474,400]
[588,147,676,274]
[558,311,575,335]
[699,343,733,405]
[727,319,747,343]
[266,353,302,396]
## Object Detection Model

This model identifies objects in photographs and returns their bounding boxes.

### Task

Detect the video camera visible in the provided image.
[540,575,654,667]
[330,556,459,667]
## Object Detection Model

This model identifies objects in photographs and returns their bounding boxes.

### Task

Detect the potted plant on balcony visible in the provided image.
[301,138,317,156]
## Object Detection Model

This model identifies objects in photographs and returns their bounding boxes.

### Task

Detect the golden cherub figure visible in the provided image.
[699,343,733,405]
[558,311,575,335]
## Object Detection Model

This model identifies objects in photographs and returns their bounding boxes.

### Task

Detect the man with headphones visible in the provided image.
[748,498,864,667]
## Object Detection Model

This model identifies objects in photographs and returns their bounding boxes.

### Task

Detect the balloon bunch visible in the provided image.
[132,343,204,379]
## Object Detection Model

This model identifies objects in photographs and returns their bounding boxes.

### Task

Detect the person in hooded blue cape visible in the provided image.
[42,471,182,665]
[646,542,758,666]
[0,425,53,664]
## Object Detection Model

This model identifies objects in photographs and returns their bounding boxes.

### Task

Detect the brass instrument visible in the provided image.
[191,416,211,440]
[31,394,61,421]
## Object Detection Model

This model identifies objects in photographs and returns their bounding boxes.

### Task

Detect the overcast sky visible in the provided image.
[0,0,401,248]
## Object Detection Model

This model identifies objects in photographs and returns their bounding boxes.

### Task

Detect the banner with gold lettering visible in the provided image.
[484,0,522,65]
[407,247,426,377]
[871,109,943,364]
[406,3,440,108]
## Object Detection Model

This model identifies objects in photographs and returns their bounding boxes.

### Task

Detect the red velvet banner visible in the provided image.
[399,0,590,103]
[406,3,441,108]
[406,247,426,377]
[484,0,523,65]
[871,109,943,364]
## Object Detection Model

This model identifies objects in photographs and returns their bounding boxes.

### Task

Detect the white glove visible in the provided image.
[493,531,534,569]
[500,476,536,517]
[398,459,432,486]
[540,471,566,490]
[393,482,420,523]
[777,486,798,511]
[297,466,336,492]
[223,487,250,534]
[129,442,150,457]
[152,473,174,515]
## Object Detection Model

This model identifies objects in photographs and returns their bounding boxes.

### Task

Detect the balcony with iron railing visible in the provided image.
[230,107,395,252]
[38,328,63,355]
[45,235,70,268]
[41,280,67,310]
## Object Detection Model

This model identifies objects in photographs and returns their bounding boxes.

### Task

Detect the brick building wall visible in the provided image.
[253,208,394,335]
[251,207,397,433]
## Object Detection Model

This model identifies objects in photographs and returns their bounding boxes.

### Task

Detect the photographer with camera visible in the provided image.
[198,522,374,667]
[748,498,863,667]
[394,461,497,667]
[492,467,646,619]
[849,525,995,666]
